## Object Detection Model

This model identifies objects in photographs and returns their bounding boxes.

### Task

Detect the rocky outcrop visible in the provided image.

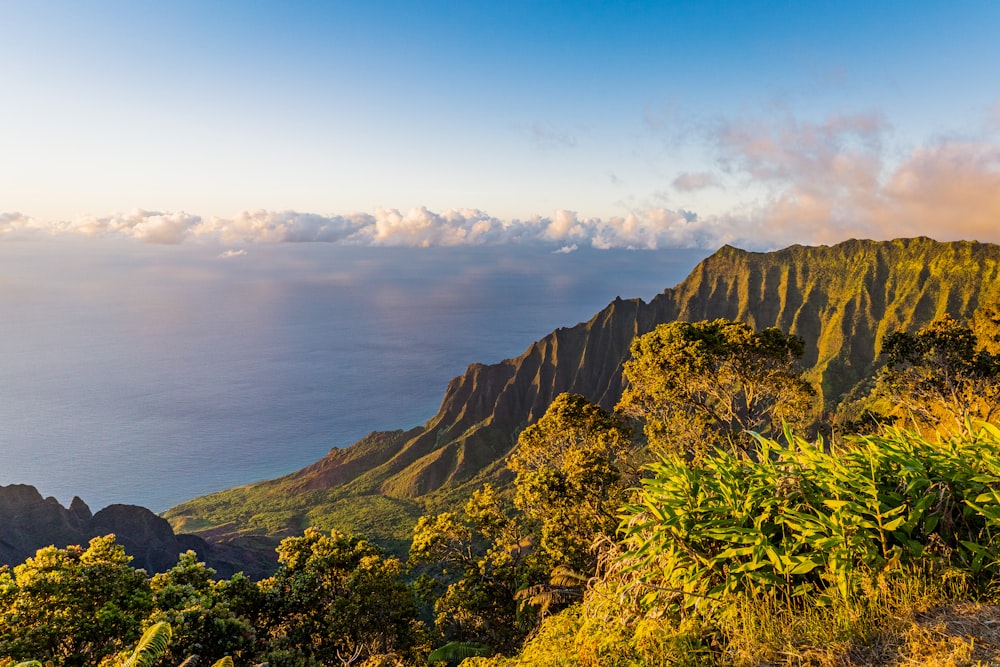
[0,484,276,578]
[0,485,90,566]
[88,504,205,574]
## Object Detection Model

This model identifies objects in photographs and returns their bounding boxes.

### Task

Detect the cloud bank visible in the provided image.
[0,206,717,250]
[4,114,1000,250]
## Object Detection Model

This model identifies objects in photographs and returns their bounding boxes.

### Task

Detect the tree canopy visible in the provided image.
[0,536,152,667]
[618,318,815,458]
[871,314,1000,434]
[509,393,635,574]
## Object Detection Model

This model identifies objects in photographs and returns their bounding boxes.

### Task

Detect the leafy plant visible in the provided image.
[410,485,540,654]
[620,424,1000,615]
[122,622,171,667]
[427,641,492,664]
[0,535,153,666]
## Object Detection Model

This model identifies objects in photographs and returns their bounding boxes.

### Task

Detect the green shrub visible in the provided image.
[620,424,1000,614]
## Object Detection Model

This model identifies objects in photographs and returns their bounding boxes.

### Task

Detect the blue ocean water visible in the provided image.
[0,240,708,511]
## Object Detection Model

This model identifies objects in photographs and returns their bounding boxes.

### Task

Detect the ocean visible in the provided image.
[0,240,708,512]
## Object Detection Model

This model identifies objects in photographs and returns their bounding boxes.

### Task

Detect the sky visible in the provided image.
[3,1,1000,250]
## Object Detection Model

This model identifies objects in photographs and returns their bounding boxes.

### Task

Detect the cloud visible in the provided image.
[672,171,719,192]
[523,122,577,150]
[714,112,886,185]
[0,212,43,239]
[218,249,247,258]
[554,244,578,254]
[4,109,1000,252]
[195,210,373,245]
[57,209,202,244]
[0,206,730,250]
[874,142,1000,240]
[707,112,1000,245]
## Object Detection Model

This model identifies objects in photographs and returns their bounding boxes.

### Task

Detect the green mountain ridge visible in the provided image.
[164,237,1000,551]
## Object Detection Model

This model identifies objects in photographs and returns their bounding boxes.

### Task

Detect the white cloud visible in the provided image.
[0,212,44,239]
[0,206,730,249]
[4,112,1000,252]
[194,210,373,245]
[55,209,202,244]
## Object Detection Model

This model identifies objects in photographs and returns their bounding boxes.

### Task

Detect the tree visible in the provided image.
[618,319,815,458]
[0,535,152,667]
[409,485,539,655]
[873,314,1000,434]
[257,528,422,666]
[508,393,635,574]
[147,552,255,666]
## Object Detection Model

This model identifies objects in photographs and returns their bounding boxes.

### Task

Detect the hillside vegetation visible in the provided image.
[164,238,1000,549]
[6,236,1000,665]
[5,308,1000,664]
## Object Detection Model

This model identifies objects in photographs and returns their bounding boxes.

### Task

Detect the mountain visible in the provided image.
[0,484,277,578]
[164,237,1000,550]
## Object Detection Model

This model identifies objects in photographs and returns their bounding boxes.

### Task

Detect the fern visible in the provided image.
[123,622,172,667]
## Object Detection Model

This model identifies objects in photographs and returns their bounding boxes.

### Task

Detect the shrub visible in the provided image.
[620,424,1000,614]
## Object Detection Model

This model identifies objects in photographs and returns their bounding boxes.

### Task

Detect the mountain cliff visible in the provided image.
[0,484,277,578]
[165,237,1000,548]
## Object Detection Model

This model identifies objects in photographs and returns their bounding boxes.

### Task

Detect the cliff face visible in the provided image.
[164,238,1000,544]
[355,238,1000,500]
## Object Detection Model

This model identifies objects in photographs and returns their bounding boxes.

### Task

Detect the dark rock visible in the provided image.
[0,484,89,566]
[0,484,273,578]
[89,504,189,573]
[69,496,92,522]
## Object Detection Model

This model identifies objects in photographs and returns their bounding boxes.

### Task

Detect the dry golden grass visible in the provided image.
[719,602,1000,667]
[896,602,1000,666]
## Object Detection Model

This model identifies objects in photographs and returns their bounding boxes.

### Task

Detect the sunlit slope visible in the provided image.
[165,237,1000,547]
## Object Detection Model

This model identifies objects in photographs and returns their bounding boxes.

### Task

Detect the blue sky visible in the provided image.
[2,1,1000,249]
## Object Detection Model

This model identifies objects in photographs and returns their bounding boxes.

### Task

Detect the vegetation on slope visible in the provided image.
[164,238,1000,549]
[6,309,1000,665]
[475,424,1000,667]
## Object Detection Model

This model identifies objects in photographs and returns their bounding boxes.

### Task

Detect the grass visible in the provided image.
[477,565,1000,666]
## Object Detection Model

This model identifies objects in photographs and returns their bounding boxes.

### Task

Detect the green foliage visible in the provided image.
[147,552,255,666]
[165,478,424,561]
[426,640,491,664]
[619,319,815,458]
[712,566,973,666]
[410,486,539,654]
[620,425,1000,616]
[871,314,1000,434]
[509,393,635,573]
[258,527,422,666]
[121,622,171,667]
[0,535,153,667]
